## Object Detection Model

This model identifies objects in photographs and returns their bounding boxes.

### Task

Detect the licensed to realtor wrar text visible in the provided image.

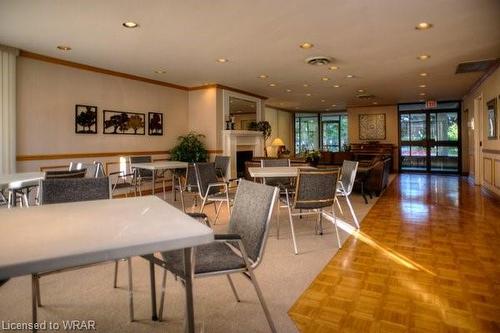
[1,320,96,331]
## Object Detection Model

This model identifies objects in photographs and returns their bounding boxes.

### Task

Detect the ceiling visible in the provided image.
[1,0,499,111]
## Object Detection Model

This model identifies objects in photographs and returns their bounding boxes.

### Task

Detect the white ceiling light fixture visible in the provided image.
[269,83,276,87]
[299,42,314,49]
[333,84,341,88]
[346,74,354,78]
[357,89,365,93]
[216,58,229,63]
[328,65,339,70]
[303,83,309,87]
[285,89,292,93]
[417,54,431,60]
[321,77,329,81]
[258,74,268,79]
[305,56,333,66]
[122,21,139,28]
[306,93,312,96]
[419,84,427,88]
[415,22,433,30]
[420,72,428,77]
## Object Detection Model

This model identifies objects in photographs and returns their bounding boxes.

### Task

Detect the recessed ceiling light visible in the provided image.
[306,93,312,97]
[285,89,292,93]
[299,42,314,49]
[154,69,166,74]
[333,84,341,88]
[346,74,354,78]
[372,101,378,105]
[328,66,339,70]
[415,22,433,30]
[417,54,431,60]
[258,74,268,79]
[57,45,71,51]
[321,77,329,81]
[269,83,276,87]
[122,21,139,28]
[420,92,426,96]
[325,108,331,111]
[217,58,228,63]
[331,104,337,107]
[420,72,428,77]
[357,89,365,93]
[419,84,427,88]
[321,99,326,102]
[303,83,309,87]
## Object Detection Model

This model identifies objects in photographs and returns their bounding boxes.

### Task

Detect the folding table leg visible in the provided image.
[183,248,195,333]
[149,261,158,321]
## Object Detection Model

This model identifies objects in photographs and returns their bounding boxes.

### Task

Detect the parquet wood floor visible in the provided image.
[289,174,500,332]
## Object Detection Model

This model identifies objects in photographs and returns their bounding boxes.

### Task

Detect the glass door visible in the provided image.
[321,120,340,151]
[400,112,428,171]
[429,112,459,172]
[398,102,460,173]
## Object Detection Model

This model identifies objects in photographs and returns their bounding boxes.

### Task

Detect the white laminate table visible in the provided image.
[248,166,315,178]
[0,196,213,333]
[131,161,189,210]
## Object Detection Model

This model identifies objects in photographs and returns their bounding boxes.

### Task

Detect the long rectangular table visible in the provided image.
[131,161,189,211]
[0,172,45,207]
[0,196,213,333]
[248,166,314,178]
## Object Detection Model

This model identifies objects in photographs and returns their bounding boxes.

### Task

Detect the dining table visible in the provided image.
[131,161,189,211]
[0,196,214,333]
[247,166,315,178]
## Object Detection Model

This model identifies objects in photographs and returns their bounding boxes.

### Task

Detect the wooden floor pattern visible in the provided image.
[289,174,500,332]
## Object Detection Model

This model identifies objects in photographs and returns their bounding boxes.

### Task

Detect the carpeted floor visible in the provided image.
[0,178,393,332]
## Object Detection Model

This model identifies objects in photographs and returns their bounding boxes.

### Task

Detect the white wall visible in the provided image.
[264,107,293,156]
[187,88,218,151]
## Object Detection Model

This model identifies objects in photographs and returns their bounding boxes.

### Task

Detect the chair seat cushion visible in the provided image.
[161,242,246,277]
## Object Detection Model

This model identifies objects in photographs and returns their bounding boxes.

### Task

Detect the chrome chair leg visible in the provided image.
[214,201,223,225]
[345,195,360,229]
[276,199,280,240]
[285,191,298,255]
[158,269,167,321]
[127,258,134,322]
[335,197,343,215]
[226,275,240,302]
[113,260,119,288]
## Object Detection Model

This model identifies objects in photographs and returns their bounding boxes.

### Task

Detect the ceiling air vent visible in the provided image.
[357,93,376,99]
[455,59,498,74]
[305,56,333,66]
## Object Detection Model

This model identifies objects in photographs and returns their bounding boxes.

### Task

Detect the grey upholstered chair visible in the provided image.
[141,180,279,332]
[214,155,230,181]
[260,159,293,189]
[281,168,342,254]
[68,162,99,178]
[33,177,118,321]
[172,165,200,211]
[45,169,87,179]
[194,162,235,224]
[335,160,360,229]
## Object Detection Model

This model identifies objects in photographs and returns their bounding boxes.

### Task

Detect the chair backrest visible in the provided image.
[94,161,106,177]
[293,169,339,210]
[260,159,291,186]
[261,159,290,167]
[194,162,220,196]
[68,162,101,178]
[227,180,278,265]
[339,160,359,195]
[129,156,153,178]
[40,177,111,204]
[45,169,87,179]
[214,156,230,178]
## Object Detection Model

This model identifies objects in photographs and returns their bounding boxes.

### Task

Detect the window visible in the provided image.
[294,113,348,154]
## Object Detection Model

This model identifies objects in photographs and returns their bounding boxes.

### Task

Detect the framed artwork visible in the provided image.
[75,104,97,134]
[148,112,163,135]
[359,113,386,140]
[103,110,145,135]
[487,98,497,139]
[241,119,253,130]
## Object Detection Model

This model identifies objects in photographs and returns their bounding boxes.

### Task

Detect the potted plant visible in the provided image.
[304,150,321,167]
[170,132,208,162]
[249,121,272,156]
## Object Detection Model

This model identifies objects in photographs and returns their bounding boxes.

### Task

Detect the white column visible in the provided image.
[0,45,18,174]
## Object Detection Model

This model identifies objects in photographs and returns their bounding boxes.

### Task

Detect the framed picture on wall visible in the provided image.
[487,98,497,139]
[148,112,163,135]
[103,110,145,135]
[359,113,386,140]
[75,104,97,134]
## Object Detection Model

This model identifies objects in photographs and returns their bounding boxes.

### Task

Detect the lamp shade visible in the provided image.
[271,137,285,146]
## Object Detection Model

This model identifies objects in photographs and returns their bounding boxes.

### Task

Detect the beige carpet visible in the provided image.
[0,178,393,332]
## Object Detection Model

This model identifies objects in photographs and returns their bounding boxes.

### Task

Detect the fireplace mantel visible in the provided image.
[222,130,264,179]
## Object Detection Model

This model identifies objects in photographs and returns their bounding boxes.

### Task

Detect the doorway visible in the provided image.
[398,101,461,173]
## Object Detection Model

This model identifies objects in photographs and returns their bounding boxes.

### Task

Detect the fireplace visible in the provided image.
[222,130,264,179]
[236,151,253,178]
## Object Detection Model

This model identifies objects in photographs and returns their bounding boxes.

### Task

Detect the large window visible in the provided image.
[294,113,348,154]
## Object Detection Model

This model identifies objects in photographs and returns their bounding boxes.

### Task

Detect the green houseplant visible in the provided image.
[304,149,321,166]
[249,121,272,156]
[170,132,208,162]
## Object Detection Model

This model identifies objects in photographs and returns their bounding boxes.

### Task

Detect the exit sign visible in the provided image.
[425,100,437,109]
